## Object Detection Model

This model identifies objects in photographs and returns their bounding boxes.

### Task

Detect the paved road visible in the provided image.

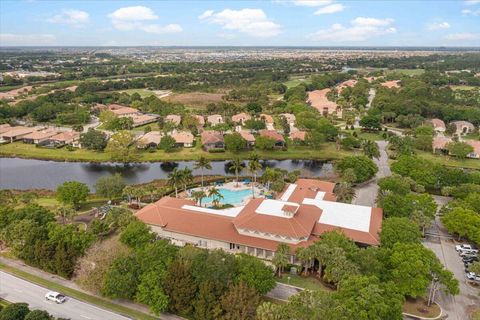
[423,196,480,320]
[353,140,391,207]
[0,271,131,320]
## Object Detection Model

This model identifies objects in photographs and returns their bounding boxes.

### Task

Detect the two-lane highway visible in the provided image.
[0,271,131,320]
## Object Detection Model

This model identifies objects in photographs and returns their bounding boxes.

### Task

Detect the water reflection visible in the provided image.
[0,157,334,191]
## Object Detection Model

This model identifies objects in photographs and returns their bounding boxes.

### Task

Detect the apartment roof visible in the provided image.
[2,126,35,138]
[451,120,475,131]
[239,130,255,142]
[307,89,338,114]
[232,112,251,123]
[131,114,158,125]
[290,131,307,141]
[49,131,80,142]
[136,178,382,247]
[430,118,446,130]
[201,130,224,144]
[171,131,194,144]
[466,140,480,155]
[260,114,274,124]
[194,115,205,126]
[432,136,451,150]
[0,124,12,134]
[140,131,163,145]
[207,114,223,124]
[22,129,57,140]
[259,130,285,143]
[165,114,182,126]
[280,113,296,124]
[233,198,321,239]
[381,80,400,89]
[108,104,138,116]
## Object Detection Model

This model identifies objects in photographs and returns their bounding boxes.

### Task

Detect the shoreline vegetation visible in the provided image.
[0,141,352,163]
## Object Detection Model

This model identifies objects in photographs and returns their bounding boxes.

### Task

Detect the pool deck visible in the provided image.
[189,181,267,207]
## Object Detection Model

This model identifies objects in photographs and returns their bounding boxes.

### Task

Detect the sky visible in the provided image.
[0,0,479,47]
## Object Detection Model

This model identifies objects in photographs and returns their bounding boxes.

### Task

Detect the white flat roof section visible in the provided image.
[280,184,297,201]
[255,199,299,218]
[314,191,326,200]
[181,205,244,218]
[303,198,372,232]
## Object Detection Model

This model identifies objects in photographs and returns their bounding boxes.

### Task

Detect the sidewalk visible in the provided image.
[0,256,183,320]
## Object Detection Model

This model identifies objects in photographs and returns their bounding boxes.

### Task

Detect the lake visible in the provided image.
[0,157,335,190]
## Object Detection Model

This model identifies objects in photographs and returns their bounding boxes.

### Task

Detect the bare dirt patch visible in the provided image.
[163,91,225,108]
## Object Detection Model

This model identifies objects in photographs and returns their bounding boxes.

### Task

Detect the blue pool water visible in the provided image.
[201,188,254,206]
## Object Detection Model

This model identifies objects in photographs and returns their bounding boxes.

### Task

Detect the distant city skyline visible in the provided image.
[1,0,479,47]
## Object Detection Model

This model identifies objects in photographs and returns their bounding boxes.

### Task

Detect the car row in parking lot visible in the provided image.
[455,244,479,282]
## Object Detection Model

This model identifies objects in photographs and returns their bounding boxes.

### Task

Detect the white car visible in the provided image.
[459,250,478,257]
[45,291,66,304]
[456,244,478,253]
[466,272,480,281]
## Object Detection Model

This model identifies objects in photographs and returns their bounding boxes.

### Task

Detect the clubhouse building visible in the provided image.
[136,179,382,263]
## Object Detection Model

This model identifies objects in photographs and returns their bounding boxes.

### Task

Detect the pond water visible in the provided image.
[0,157,335,191]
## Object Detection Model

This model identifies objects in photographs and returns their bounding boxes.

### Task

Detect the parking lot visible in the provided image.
[424,208,480,320]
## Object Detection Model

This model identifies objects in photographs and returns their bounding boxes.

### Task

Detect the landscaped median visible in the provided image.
[0,262,158,320]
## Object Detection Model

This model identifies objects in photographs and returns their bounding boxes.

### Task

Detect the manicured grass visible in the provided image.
[450,85,479,91]
[283,78,311,89]
[0,298,9,307]
[417,150,480,170]
[403,298,441,318]
[386,68,425,76]
[132,122,160,132]
[0,263,157,320]
[276,274,330,291]
[341,128,385,141]
[0,141,352,162]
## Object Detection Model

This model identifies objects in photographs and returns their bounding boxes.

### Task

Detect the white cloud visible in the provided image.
[462,9,480,15]
[199,9,281,37]
[426,21,450,31]
[307,17,396,42]
[314,3,345,14]
[108,6,182,34]
[48,9,89,25]
[445,33,480,41]
[0,33,56,46]
[292,0,333,6]
[464,0,480,5]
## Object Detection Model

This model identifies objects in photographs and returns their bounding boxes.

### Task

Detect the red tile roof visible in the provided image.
[259,130,285,143]
[201,130,224,144]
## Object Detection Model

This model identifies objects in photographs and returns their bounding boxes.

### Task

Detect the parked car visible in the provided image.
[463,256,479,262]
[466,272,480,281]
[459,251,478,258]
[45,291,66,304]
[456,244,478,253]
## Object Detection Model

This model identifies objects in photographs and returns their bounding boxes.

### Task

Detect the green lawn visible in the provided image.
[450,85,479,91]
[0,263,157,320]
[0,141,352,162]
[417,150,480,170]
[403,298,441,318]
[283,77,312,89]
[385,68,425,76]
[132,122,160,132]
[276,274,331,291]
[341,128,385,141]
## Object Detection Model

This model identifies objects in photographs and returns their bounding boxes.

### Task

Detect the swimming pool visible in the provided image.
[201,188,254,206]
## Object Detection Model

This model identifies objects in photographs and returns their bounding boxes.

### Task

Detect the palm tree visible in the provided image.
[334,182,356,203]
[167,168,183,198]
[122,185,135,203]
[296,247,313,276]
[272,243,290,277]
[248,158,262,198]
[194,156,212,189]
[229,158,244,187]
[261,167,277,190]
[56,205,75,225]
[311,242,330,278]
[181,167,193,192]
[207,186,224,207]
[145,184,158,203]
[362,140,380,159]
[191,190,206,207]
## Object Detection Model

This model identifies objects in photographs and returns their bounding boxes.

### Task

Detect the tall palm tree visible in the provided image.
[181,167,193,192]
[296,247,313,276]
[229,158,244,187]
[334,182,356,203]
[248,158,262,198]
[167,168,183,198]
[194,156,212,189]
[207,186,224,207]
[191,190,207,207]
